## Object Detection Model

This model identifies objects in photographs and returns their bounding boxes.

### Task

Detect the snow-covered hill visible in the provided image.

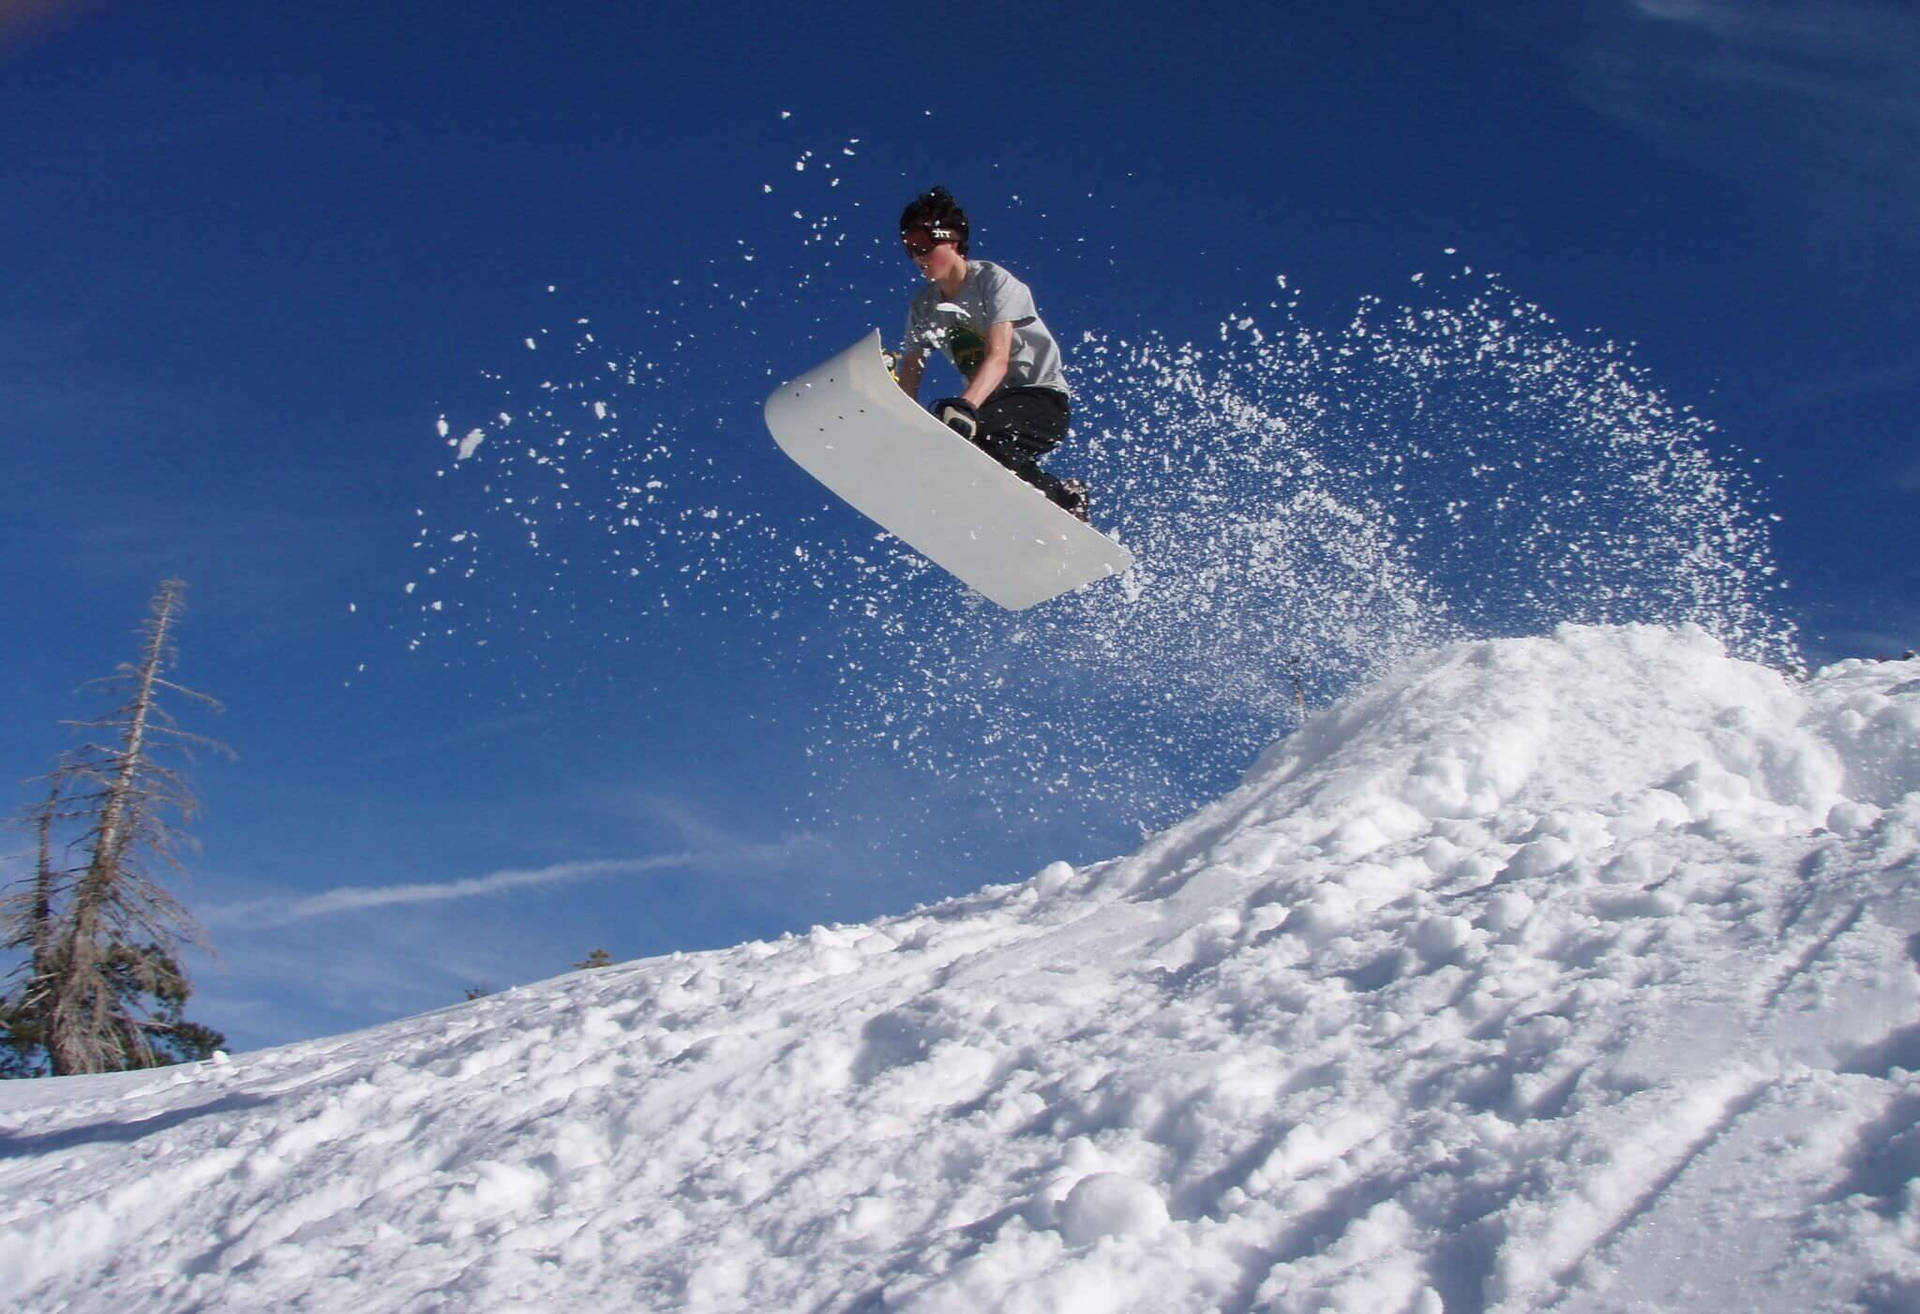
[4,625,1917,1313]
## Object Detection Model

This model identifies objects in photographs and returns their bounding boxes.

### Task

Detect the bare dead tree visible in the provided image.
[3,580,229,1076]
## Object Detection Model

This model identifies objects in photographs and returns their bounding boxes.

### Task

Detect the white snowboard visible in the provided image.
[764,329,1134,611]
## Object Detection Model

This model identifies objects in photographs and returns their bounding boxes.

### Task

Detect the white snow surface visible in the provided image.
[5,624,1919,1312]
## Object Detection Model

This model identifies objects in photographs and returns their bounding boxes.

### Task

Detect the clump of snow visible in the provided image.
[13,626,1914,1311]
[1058,1172,1170,1246]
[1033,859,1077,896]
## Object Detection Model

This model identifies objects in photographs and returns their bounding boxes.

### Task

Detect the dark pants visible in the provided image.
[975,387,1075,506]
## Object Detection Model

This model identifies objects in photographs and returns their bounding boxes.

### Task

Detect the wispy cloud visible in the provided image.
[183,818,835,1049]
[203,817,828,930]
[185,901,581,1050]
[1500,1,1920,244]
[207,854,698,927]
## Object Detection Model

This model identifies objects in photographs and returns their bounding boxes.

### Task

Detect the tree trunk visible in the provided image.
[48,581,185,1075]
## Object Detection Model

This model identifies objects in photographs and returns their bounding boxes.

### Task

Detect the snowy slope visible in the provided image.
[4,625,1918,1313]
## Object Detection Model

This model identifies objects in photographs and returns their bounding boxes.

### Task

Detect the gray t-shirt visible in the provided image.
[906,260,1070,400]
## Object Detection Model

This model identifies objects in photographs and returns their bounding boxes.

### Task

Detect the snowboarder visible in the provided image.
[895,186,1089,521]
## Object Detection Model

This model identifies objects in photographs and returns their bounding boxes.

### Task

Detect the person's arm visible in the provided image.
[960,320,1013,407]
[897,350,926,399]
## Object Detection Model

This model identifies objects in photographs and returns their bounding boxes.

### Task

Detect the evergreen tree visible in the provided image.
[0,781,71,1073]
[574,947,613,970]
[1,580,227,1077]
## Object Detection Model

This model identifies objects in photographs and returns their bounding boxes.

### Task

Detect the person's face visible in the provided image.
[903,227,962,280]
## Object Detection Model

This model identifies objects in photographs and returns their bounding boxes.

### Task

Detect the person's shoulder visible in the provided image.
[971,260,1029,293]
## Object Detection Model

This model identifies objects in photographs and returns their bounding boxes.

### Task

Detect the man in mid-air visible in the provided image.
[895,186,1088,521]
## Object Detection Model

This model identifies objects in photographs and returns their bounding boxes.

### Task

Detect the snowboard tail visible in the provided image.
[764,330,1133,610]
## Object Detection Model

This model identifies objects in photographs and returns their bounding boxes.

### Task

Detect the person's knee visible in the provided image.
[973,432,1022,469]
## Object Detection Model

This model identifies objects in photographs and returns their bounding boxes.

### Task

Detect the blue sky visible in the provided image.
[4,0,1915,1052]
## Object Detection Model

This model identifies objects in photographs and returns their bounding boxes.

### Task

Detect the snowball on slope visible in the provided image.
[1058,1172,1170,1246]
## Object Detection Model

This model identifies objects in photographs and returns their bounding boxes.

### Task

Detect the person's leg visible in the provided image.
[974,389,1084,514]
[976,388,1067,461]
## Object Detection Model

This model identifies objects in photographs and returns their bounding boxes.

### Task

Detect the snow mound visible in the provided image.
[4,625,1918,1312]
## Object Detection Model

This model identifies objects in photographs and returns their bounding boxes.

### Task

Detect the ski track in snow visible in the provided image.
[5,625,1918,1311]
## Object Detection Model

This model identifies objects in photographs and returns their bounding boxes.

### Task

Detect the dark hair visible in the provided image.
[900,186,970,255]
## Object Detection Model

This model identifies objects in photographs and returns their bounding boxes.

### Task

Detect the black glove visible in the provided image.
[931,396,979,442]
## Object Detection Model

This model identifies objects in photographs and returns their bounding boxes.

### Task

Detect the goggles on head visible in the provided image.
[902,225,961,256]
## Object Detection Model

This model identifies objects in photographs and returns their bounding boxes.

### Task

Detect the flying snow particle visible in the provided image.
[458,429,487,461]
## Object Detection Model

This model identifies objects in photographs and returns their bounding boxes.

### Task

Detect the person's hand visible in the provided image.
[931,397,978,441]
